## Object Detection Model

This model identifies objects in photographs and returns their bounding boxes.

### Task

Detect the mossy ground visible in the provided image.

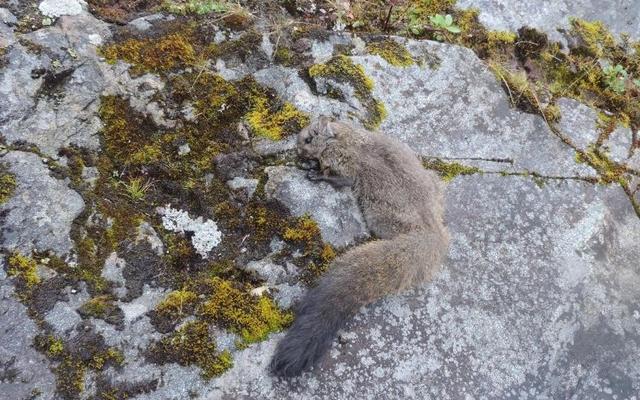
[0,163,16,204]
[8,1,640,397]
[5,17,338,392]
[309,55,387,129]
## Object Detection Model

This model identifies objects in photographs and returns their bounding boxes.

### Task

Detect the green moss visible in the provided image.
[162,0,230,15]
[423,158,481,182]
[198,277,293,344]
[366,40,415,67]
[101,33,197,74]
[151,320,233,379]
[569,18,616,58]
[7,252,40,288]
[55,356,86,399]
[0,165,16,204]
[283,214,321,243]
[575,145,629,184]
[89,348,125,370]
[274,46,295,67]
[488,61,540,113]
[246,98,310,141]
[487,30,517,45]
[309,55,386,129]
[156,289,198,319]
[78,295,114,318]
[48,338,65,357]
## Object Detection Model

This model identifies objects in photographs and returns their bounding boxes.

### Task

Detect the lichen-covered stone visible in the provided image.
[0,151,84,256]
[263,166,368,248]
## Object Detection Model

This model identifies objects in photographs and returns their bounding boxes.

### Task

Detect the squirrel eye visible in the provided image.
[304,136,312,144]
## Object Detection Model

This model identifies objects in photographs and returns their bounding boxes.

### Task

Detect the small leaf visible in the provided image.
[445,14,453,25]
[633,78,640,87]
[447,25,461,33]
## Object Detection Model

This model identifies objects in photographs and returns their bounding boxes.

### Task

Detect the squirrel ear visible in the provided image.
[317,116,335,137]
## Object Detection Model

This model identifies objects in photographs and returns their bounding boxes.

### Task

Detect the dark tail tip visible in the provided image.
[269,290,347,378]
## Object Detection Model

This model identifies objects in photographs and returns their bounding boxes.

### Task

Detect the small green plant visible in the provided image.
[429,14,461,34]
[634,78,640,88]
[602,64,628,94]
[162,0,230,15]
[121,178,151,201]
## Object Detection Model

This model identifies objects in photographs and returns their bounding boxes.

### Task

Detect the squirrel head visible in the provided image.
[296,115,336,161]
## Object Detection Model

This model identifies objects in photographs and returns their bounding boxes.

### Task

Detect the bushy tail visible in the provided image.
[270,228,448,377]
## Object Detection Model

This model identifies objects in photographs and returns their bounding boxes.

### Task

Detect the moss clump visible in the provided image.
[101,33,197,74]
[488,61,540,113]
[309,55,386,129]
[37,335,65,357]
[89,348,125,370]
[78,295,113,318]
[162,0,230,15]
[283,214,321,244]
[7,252,40,288]
[366,40,415,67]
[198,277,293,344]
[156,289,198,319]
[55,356,86,399]
[98,96,157,166]
[274,46,295,67]
[575,145,629,185]
[423,158,481,182]
[246,98,310,141]
[0,165,16,204]
[150,320,233,379]
[569,18,616,58]
[48,339,65,357]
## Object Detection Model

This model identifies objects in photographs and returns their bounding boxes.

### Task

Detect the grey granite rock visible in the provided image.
[0,13,111,158]
[44,285,89,335]
[457,0,640,42]
[203,175,640,400]
[264,166,368,248]
[0,259,57,400]
[1,9,639,399]
[1,151,84,256]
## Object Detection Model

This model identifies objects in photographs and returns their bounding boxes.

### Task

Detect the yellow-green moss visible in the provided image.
[309,55,386,129]
[7,252,40,288]
[162,0,230,15]
[423,158,481,182]
[246,98,310,141]
[569,18,616,58]
[46,337,65,357]
[156,289,198,318]
[78,295,114,319]
[283,214,321,243]
[0,167,16,204]
[488,61,539,112]
[198,277,293,344]
[366,40,415,67]
[575,145,629,185]
[152,320,233,379]
[487,30,517,46]
[55,356,86,398]
[101,33,197,74]
[89,348,125,370]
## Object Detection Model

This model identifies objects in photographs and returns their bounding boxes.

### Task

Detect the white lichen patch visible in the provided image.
[157,205,222,258]
[38,0,84,18]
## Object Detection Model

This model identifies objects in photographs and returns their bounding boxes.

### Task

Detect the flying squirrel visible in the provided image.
[270,116,450,377]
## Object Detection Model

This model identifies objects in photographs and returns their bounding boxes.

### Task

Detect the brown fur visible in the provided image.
[270,116,450,377]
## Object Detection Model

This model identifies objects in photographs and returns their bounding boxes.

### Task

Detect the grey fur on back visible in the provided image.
[270,117,449,377]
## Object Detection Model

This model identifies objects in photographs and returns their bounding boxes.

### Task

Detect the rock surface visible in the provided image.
[0,151,84,256]
[458,0,640,42]
[0,264,57,400]
[0,3,639,400]
[264,166,368,248]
